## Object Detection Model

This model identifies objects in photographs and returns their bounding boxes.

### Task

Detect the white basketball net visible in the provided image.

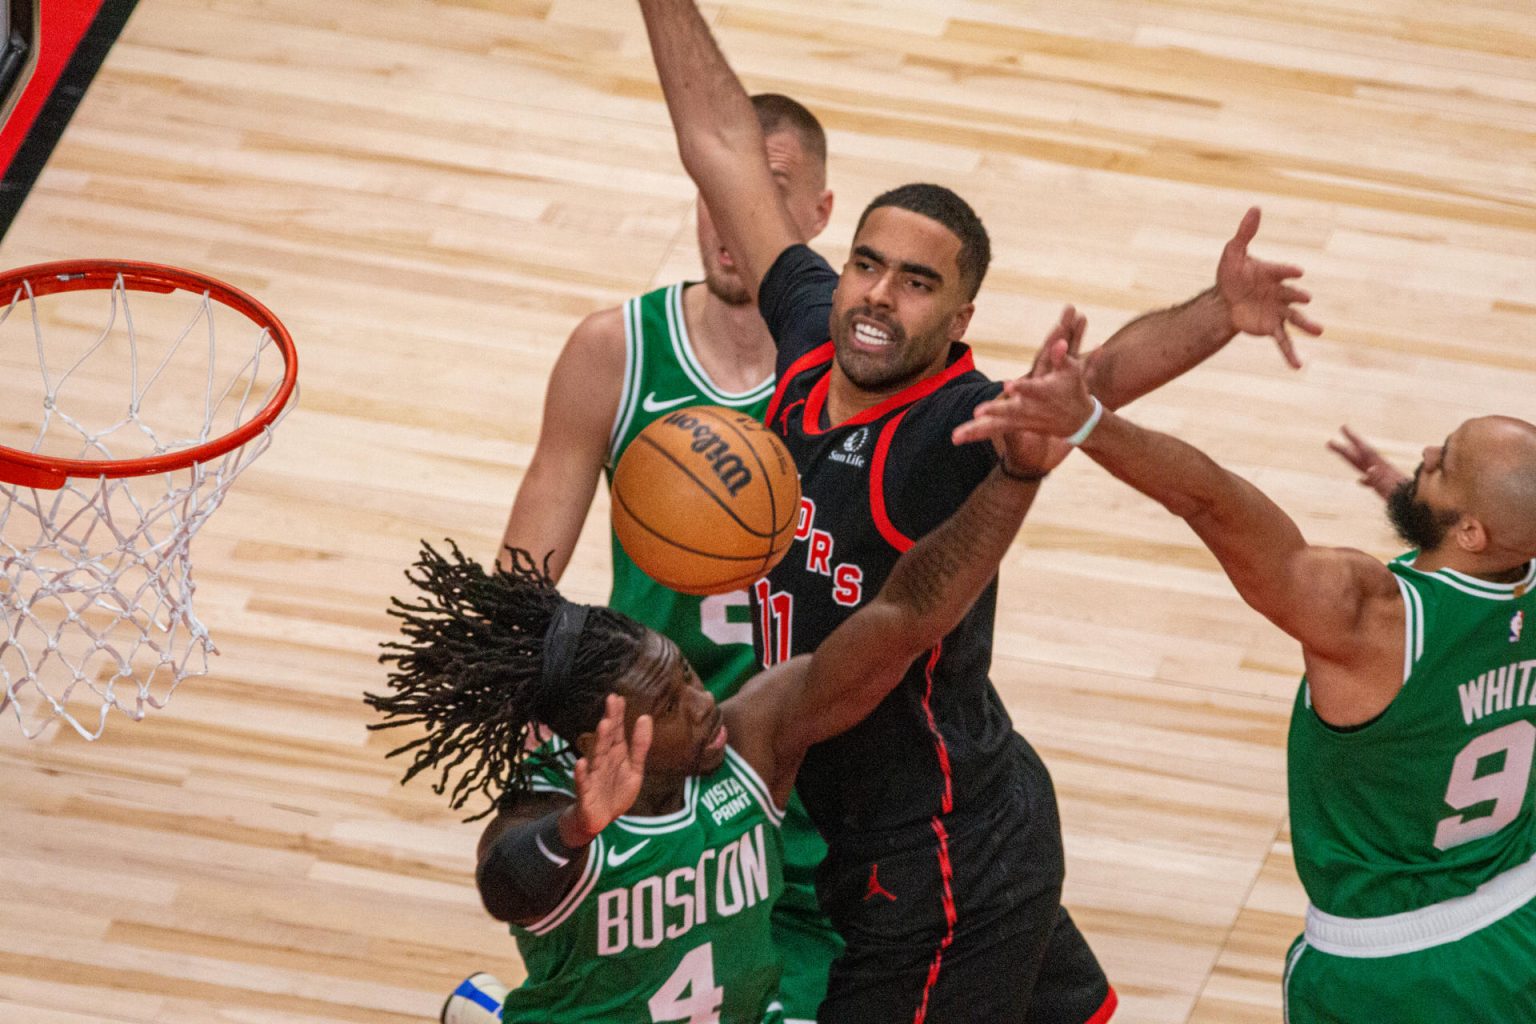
[0,272,295,739]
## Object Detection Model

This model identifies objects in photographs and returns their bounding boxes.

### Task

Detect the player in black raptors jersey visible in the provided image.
[636,2,1323,1020]
[756,239,1113,1024]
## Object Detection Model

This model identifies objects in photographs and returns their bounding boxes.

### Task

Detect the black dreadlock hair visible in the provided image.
[366,541,648,820]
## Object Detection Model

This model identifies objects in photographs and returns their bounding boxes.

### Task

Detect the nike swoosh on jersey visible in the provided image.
[606,839,651,868]
[641,392,698,413]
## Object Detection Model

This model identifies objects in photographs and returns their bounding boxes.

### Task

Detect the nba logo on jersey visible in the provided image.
[829,427,870,469]
[1511,610,1524,643]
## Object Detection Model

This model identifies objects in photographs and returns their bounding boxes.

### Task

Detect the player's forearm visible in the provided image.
[1079,410,1244,521]
[638,0,763,181]
[1078,411,1308,580]
[499,465,596,579]
[476,808,593,923]
[1082,288,1234,411]
[879,467,1041,649]
[794,467,1040,749]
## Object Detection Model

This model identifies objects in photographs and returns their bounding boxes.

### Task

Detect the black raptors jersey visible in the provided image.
[752,247,1116,1024]
[753,245,1027,848]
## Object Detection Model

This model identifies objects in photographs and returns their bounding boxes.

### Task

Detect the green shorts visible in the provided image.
[1283,895,1536,1023]
[772,793,843,1023]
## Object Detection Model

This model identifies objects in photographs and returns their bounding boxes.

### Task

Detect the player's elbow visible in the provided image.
[677,124,761,182]
[880,602,952,667]
[1167,470,1244,525]
[475,861,525,923]
[1169,491,1216,523]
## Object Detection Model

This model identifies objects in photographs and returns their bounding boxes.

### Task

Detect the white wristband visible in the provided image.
[1066,396,1103,447]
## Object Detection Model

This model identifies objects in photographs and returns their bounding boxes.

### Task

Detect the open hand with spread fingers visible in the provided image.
[1327,425,1410,500]
[1217,207,1324,369]
[567,694,652,843]
[964,306,1088,478]
[953,328,1099,455]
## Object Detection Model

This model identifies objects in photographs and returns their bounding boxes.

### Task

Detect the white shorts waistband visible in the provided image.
[1304,852,1536,958]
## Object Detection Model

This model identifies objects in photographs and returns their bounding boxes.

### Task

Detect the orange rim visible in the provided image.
[0,260,298,489]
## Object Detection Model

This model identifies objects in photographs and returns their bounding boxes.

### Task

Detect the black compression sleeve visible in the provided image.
[476,809,592,923]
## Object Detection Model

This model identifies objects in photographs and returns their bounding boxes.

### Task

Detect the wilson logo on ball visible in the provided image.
[660,410,753,497]
[612,406,801,596]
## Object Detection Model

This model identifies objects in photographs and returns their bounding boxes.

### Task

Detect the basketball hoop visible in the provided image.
[0,260,298,739]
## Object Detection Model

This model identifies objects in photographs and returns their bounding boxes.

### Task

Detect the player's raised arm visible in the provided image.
[475,694,652,924]
[1078,207,1324,410]
[637,0,801,298]
[954,348,1402,718]
[498,309,628,576]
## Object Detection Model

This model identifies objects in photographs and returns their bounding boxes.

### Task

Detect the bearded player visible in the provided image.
[635,0,1322,1019]
[371,368,1073,1022]
[497,93,843,1021]
[959,342,1536,1023]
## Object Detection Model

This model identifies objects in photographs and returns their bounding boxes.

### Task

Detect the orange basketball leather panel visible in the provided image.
[611,405,801,596]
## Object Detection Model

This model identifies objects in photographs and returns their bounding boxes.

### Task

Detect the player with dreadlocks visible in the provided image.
[366,324,1086,1024]
[370,544,651,818]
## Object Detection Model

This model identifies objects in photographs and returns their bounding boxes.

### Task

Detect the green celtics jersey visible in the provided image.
[505,747,787,1023]
[606,283,774,700]
[1289,556,1536,921]
[601,283,840,1021]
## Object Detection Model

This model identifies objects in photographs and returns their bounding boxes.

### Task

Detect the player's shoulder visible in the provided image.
[556,301,636,384]
[762,246,837,353]
[766,243,836,283]
[565,282,691,357]
[475,788,574,862]
[1286,546,1403,661]
[566,303,627,352]
[1315,545,1400,594]
[903,363,1001,432]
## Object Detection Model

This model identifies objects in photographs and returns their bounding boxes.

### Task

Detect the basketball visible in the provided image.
[611,405,801,595]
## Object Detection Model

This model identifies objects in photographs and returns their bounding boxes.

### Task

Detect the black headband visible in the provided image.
[539,600,591,695]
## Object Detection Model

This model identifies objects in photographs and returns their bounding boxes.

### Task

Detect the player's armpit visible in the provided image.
[498,307,627,578]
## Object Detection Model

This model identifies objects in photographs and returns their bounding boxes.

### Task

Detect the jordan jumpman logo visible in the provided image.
[864,863,897,902]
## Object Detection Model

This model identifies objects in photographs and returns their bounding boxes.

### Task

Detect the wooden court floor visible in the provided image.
[0,1,1531,1021]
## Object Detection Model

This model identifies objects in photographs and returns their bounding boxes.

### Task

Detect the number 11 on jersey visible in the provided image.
[754,580,793,668]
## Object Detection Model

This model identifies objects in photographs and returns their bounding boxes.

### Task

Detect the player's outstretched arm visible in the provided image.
[737,455,1056,803]
[637,0,801,297]
[955,348,1398,680]
[1080,207,1324,410]
[1327,425,1410,501]
[498,308,627,576]
[476,695,651,923]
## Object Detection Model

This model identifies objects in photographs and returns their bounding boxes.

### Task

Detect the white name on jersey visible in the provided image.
[1457,658,1536,726]
[596,824,771,956]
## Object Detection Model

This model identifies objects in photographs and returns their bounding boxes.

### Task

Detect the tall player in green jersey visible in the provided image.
[958,348,1536,1023]
[497,94,840,1021]
[372,389,1071,1022]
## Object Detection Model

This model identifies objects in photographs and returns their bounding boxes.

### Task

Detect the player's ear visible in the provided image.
[812,189,833,237]
[573,729,597,761]
[1453,515,1488,554]
[947,301,975,342]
